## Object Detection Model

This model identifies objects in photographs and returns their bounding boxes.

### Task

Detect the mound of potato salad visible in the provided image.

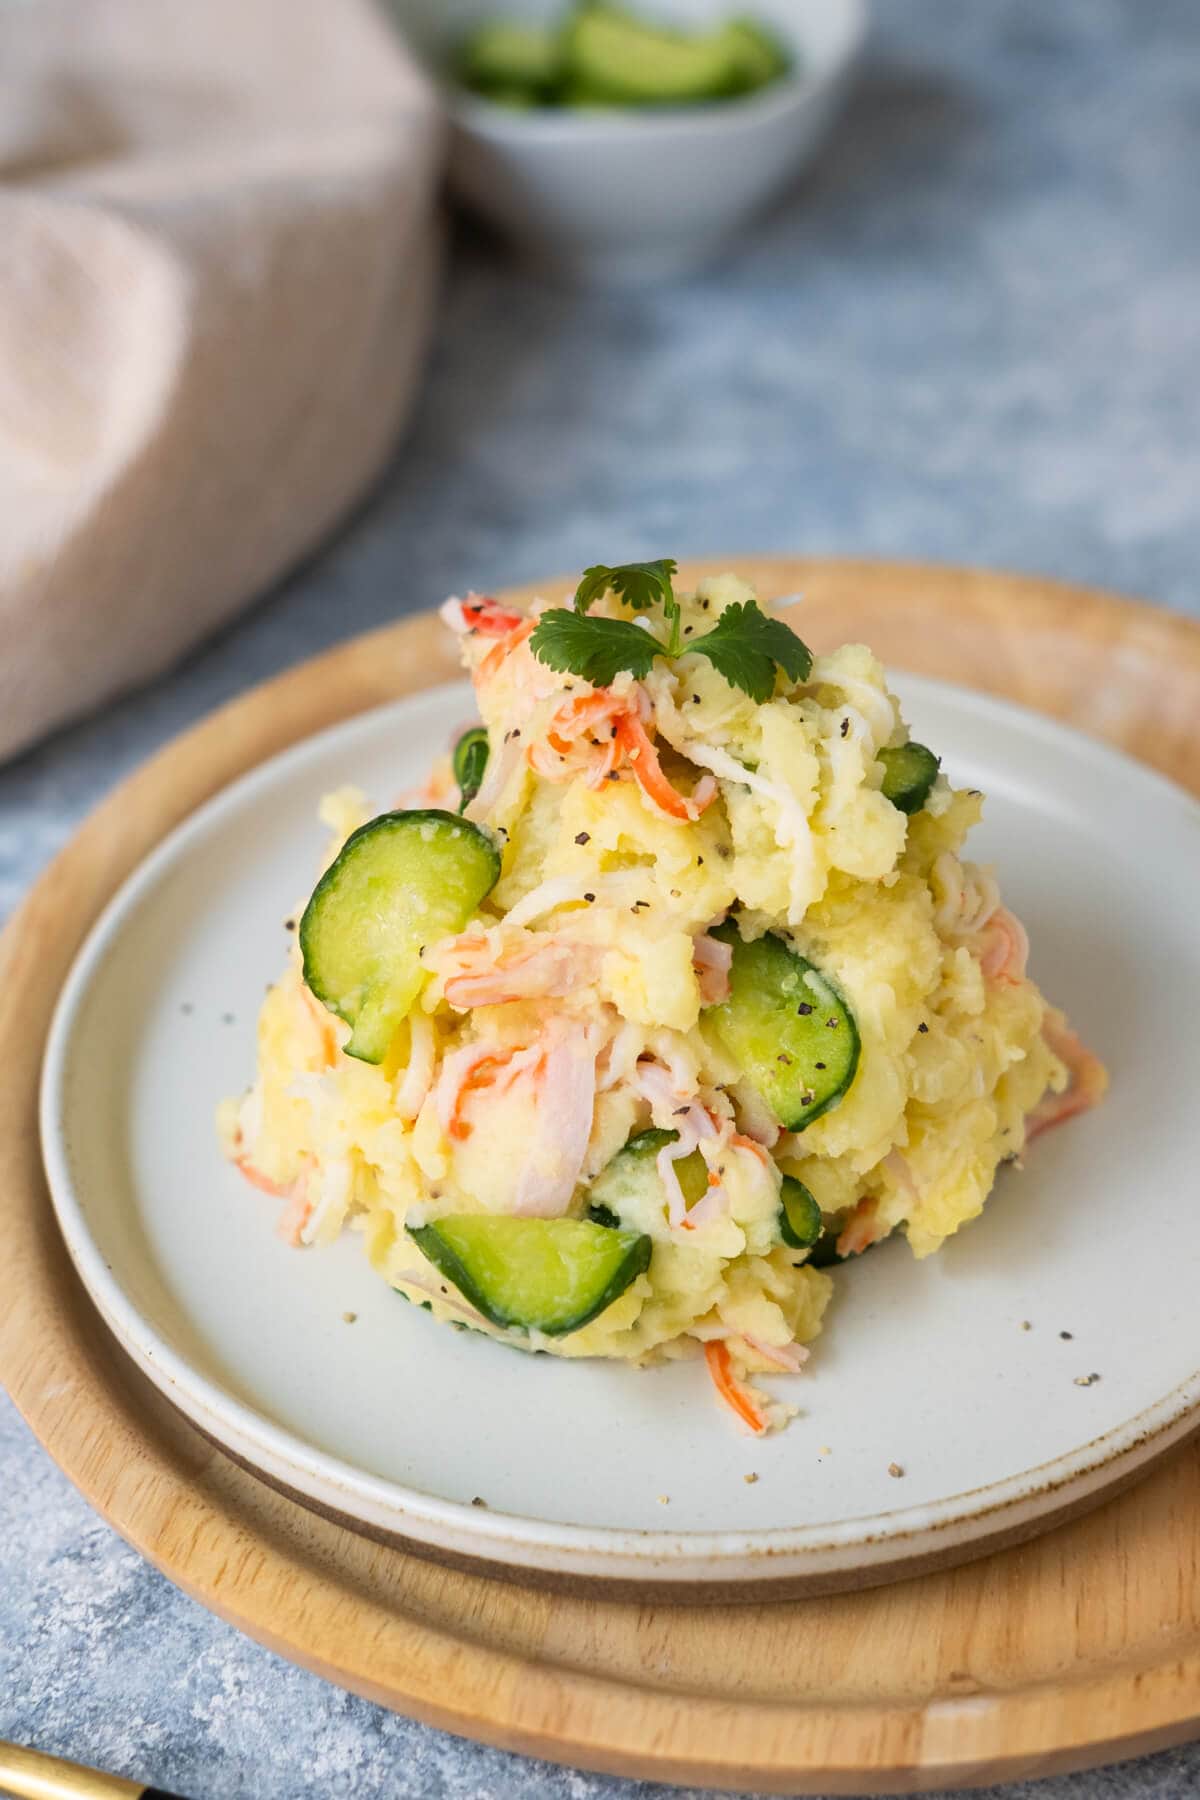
[219,561,1106,1434]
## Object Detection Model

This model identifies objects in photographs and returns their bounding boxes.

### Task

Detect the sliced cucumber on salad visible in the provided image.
[407,1215,652,1336]
[878,741,940,816]
[452,726,489,812]
[587,1126,709,1225]
[300,810,499,1064]
[704,924,860,1131]
[779,1176,822,1249]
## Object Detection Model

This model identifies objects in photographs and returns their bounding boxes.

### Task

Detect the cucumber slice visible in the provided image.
[722,19,790,91]
[704,925,860,1131]
[460,22,562,99]
[623,1127,710,1204]
[408,1215,652,1336]
[779,1176,821,1249]
[452,727,489,812]
[878,741,940,816]
[588,1126,709,1224]
[566,5,741,106]
[300,810,499,1064]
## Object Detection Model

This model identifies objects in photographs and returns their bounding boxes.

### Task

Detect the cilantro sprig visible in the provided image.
[686,599,812,702]
[574,559,682,653]
[528,559,812,702]
[527,610,660,687]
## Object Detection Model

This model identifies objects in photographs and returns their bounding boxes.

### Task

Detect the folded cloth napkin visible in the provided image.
[0,0,443,761]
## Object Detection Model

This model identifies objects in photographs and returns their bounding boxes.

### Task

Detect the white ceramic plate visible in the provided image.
[40,676,1200,1593]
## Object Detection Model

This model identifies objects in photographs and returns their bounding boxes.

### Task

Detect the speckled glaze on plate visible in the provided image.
[38,672,1200,1593]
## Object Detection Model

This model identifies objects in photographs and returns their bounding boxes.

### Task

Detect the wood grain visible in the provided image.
[4,559,1200,1794]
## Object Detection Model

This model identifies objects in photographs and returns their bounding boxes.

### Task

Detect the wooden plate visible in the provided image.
[5,558,1200,1793]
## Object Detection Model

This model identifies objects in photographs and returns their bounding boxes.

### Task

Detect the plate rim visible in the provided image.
[6,557,1200,1791]
[35,663,1200,1588]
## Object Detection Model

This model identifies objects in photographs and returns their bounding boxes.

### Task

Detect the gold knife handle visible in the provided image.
[0,1741,187,1800]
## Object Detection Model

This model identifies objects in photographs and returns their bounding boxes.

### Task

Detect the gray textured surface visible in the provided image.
[3,3,1199,1796]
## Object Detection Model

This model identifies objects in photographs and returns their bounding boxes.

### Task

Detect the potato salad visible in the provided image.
[219,562,1105,1433]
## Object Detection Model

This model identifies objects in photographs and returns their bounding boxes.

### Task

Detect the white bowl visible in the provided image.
[392,0,868,283]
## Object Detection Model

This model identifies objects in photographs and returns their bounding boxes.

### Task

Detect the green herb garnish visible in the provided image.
[529,558,811,702]
[686,598,812,701]
[529,610,662,686]
[574,558,682,650]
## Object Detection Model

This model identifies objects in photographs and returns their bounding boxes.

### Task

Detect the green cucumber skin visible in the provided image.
[300,808,500,1065]
[705,925,861,1132]
[460,6,787,112]
[461,22,561,96]
[566,6,742,106]
[623,1127,678,1154]
[452,727,490,812]
[407,1217,652,1337]
[779,1176,822,1249]
[592,1127,710,1220]
[723,18,790,89]
[878,742,940,816]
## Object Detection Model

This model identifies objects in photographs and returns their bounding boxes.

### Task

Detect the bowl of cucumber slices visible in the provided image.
[391,0,868,283]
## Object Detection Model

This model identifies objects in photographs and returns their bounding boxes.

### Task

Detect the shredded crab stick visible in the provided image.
[233,1150,313,1245]
[434,1028,598,1215]
[705,1340,768,1435]
[477,615,537,682]
[741,1333,810,1374]
[534,690,626,787]
[276,1183,314,1248]
[435,1042,521,1142]
[235,1155,289,1197]
[433,927,596,1009]
[1025,1012,1108,1141]
[633,1061,729,1229]
[614,709,717,822]
[692,932,733,1004]
[440,593,525,636]
[837,1195,885,1258]
[394,1006,436,1121]
[441,592,541,690]
[511,1024,599,1216]
[978,905,1030,984]
[528,692,625,787]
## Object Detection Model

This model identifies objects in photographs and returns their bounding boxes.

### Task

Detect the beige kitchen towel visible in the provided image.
[0,0,443,760]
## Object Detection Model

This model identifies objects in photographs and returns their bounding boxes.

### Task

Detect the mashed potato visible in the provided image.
[219,569,1105,1432]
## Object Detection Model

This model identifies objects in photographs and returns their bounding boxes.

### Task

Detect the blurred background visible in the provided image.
[2,2,1199,1796]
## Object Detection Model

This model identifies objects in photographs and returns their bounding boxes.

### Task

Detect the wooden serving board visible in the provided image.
[4,559,1200,1794]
